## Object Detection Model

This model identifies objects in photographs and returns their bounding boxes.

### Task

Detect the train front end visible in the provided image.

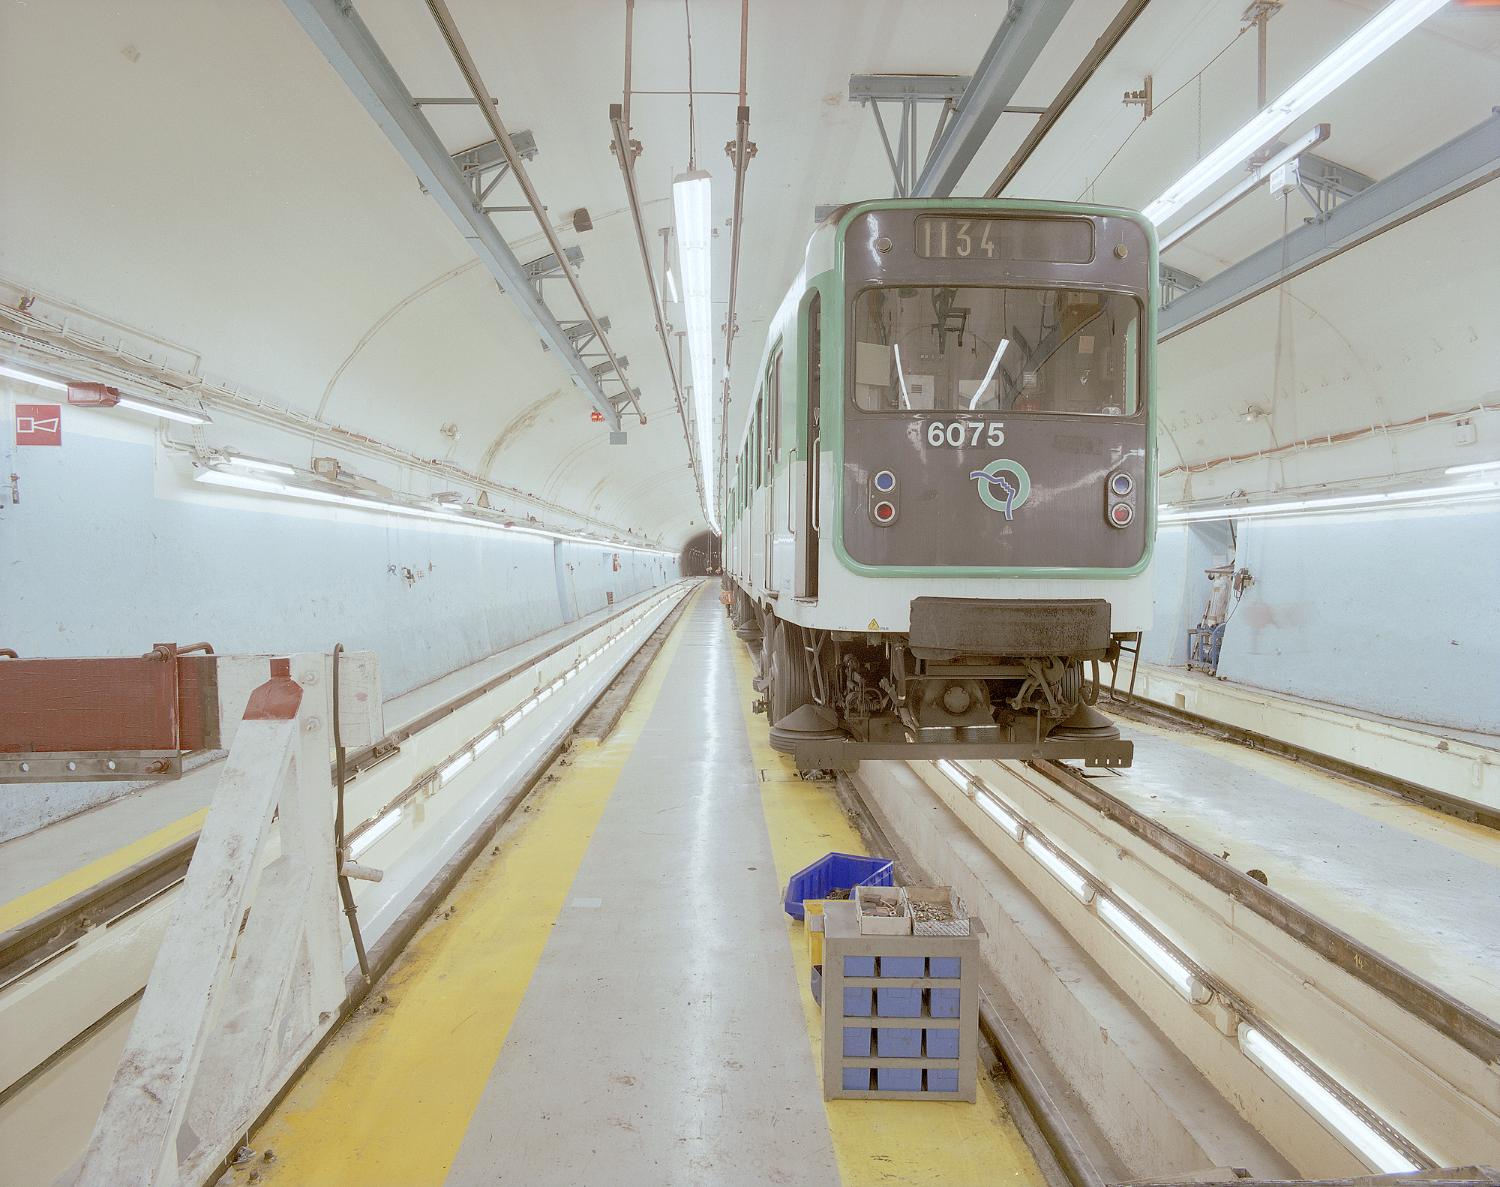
[805,200,1155,766]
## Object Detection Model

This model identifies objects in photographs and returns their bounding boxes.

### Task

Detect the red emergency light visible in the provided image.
[590,410,605,423]
[66,382,122,407]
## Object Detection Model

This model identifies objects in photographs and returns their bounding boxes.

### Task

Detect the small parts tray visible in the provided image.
[855,885,910,936]
[906,885,969,936]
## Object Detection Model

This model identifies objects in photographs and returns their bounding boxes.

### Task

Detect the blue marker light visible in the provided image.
[1110,472,1134,497]
[873,469,896,492]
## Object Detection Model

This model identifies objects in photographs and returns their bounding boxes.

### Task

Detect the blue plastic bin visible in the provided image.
[929,956,962,979]
[878,1066,922,1092]
[926,1028,959,1059]
[843,1027,872,1057]
[929,988,961,1018]
[877,1027,921,1057]
[880,956,924,978]
[783,852,894,920]
[843,1067,873,1091]
[877,987,922,1017]
[844,987,873,1016]
[843,955,876,977]
[927,1068,960,1093]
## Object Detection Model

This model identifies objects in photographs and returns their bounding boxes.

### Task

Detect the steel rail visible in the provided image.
[831,768,1104,1187]
[1109,695,1500,832]
[1027,758,1500,1065]
[984,0,1152,197]
[421,0,641,425]
[718,0,751,524]
[0,584,692,984]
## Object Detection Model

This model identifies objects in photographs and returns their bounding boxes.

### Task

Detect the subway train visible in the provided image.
[723,198,1156,769]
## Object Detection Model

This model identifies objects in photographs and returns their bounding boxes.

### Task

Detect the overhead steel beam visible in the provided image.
[911,0,1076,198]
[1160,111,1500,340]
[281,0,624,431]
[985,0,1153,197]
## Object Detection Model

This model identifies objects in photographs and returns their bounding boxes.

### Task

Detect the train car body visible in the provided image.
[724,198,1156,769]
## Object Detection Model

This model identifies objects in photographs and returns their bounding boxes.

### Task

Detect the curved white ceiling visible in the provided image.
[1,0,1494,545]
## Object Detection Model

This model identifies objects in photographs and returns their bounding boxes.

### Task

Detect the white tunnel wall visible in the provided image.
[0,396,682,838]
[1145,503,1500,734]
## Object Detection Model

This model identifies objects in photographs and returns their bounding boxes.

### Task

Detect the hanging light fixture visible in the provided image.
[1144,0,1449,227]
[673,167,718,532]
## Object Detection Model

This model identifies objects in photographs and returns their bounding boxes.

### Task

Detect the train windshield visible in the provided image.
[850,285,1140,415]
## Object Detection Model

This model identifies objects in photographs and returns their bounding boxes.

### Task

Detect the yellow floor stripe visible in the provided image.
[248,591,699,1185]
[0,808,206,934]
[727,631,1043,1187]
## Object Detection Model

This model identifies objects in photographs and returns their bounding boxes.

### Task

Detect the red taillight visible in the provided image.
[874,500,896,523]
[1109,502,1134,527]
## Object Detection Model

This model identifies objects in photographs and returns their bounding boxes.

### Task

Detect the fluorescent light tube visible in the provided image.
[934,758,966,787]
[1159,479,1500,523]
[672,168,719,533]
[502,710,524,731]
[1238,1025,1419,1172]
[348,808,402,858]
[1446,459,1500,476]
[440,750,474,785]
[0,364,68,390]
[225,454,296,477]
[473,728,500,756]
[195,467,675,555]
[1143,0,1447,226]
[116,395,212,424]
[1024,833,1095,902]
[665,266,679,304]
[1098,896,1211,1003]
[977,789,1024,841]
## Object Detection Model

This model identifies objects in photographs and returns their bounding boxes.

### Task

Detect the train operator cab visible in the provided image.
[724,199,1157,772]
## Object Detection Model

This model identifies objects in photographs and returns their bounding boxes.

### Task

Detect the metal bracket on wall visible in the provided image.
[448,130,537,203]
[849,74,970,198]
[523,245,585,297]
[1159,264,1203,303]
[1291,151,1375,219]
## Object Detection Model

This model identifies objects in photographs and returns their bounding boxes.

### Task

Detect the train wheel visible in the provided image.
[768,621,813,725]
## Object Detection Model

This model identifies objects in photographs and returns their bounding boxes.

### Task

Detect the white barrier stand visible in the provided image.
[71,654,349,1186]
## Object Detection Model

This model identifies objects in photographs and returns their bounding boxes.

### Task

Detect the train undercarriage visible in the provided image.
[728,586,1133,772]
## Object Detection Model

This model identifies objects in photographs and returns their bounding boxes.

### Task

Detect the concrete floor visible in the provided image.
[1103,721,1500,1021]
[243,588,1042,1186]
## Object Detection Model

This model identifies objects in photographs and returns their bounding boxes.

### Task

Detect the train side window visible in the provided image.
[768,348,782,471]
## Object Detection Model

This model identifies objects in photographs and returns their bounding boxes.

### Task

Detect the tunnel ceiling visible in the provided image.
[1,1,1495,547]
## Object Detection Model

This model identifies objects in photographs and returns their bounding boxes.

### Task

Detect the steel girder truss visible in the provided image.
[284,0,642,433]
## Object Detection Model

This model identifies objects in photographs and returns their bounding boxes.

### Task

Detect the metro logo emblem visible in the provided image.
[969,458,1031,520]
